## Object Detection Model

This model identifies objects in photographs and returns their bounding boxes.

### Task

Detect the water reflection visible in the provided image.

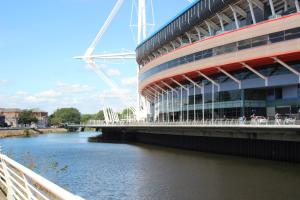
[0,132,299,200]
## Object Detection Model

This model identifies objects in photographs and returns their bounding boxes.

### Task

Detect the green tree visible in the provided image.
[18,110,38,125]
[93,110,104,120]
[49,108,81,125]
[119,108,134,119]
[80,114,94,123]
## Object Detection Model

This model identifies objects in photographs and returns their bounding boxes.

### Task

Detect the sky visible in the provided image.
[0,0,193,114]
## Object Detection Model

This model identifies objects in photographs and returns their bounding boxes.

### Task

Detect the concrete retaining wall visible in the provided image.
[96,126,300,162]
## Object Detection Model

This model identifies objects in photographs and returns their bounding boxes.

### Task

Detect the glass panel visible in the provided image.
[269,31,284,43]
[245,89,266,100]
[223,42,237,53]
[194,51,202,60]
[202,49,212,58]
[238,39,251,50]
[186,54,194,63]
[251,35,268,47]
[285,27,300,40]
[275,88,282,100]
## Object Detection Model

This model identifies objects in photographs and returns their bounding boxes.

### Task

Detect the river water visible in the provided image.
[0,132,300,200]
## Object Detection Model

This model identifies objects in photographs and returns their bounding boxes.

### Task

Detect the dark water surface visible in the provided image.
[1,132,300,200]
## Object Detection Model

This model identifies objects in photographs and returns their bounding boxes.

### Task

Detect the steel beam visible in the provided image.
[251,0,264,10]
[230,5,240,29]
[157,48,165,55]
[170,78,189,122]
[149,86,162,122]
[197,72,218,121]
[154,84,169,122]
[170,78,188,90]
[272,57,300,82]
[161,81,179,94]
[154,84,167,122]
[217,67,241,89]
[241,62,268,85]
[163,45,170,53]
[194,26,202,40]
[144,95,154,103]
[177,37,183,46]
[247,0,257,24]
[205,19,219,30]
[161,81,178,122]
[216,13,225,32]
[170,41,177,50]
[143,90,155,98]
[296,0,300,12]
[144,89,156,98]
[268,0,276,16]
[182,75,202,121]
[147,86,157,94]
[182,75,202,88]
[154,84,167,93]
[205,21,213,36]
[197,71,220,91]
[196,25,209,36]
[234,5,247,18]
[220,13,233,24]
[185,33,192,43]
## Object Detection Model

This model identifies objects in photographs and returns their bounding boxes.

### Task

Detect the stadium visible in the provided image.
[137,0,300,122]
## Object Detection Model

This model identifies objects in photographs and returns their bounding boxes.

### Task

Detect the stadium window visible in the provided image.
[269,31,284,43]
[285,27,300,40]
[275,88,282,100]
[194,51,202,60]
[251,35,268,47]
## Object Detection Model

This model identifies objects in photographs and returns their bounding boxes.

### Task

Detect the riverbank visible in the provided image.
[0,128,68,138]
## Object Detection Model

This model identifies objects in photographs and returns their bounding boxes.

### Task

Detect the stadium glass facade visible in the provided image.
[136,0,300,122]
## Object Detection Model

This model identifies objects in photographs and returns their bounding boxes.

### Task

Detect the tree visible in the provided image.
[80,114,94,123]
[18,110,38,125]
[80,110,104,123]
[49,108,81,126]
[119,108,134,119]
[93,110,104,120]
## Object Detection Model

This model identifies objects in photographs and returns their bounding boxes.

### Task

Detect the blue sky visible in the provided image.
[0,0,193,114]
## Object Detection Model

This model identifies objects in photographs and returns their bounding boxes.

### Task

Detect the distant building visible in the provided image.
[31,108,48,128]
[0,115,5,127]
[0,108,48,128]
[0,108,21,127]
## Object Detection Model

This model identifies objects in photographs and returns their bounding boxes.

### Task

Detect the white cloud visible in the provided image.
[1,78,137,113]
[56,81,94,93]
[0,80,8,85]
[106,68,121,77]
[36,90,61,98]
[121,77,136,86]
[16,91,28,96]
[85,63,107,70]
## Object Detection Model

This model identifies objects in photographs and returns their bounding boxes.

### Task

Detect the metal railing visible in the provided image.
[0,151,84,200]
[79,118,300,127]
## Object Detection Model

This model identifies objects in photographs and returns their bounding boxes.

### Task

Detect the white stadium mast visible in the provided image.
[74,0,193,121]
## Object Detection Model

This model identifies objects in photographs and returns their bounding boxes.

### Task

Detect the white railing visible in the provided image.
[0,152,84,200]
[79,119,300,127]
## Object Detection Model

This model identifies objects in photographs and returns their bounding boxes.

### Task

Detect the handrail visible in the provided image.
[75,118,300,128]
[0,154,84,200]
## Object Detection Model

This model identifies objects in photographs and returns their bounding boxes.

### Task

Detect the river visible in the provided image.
[0,132,300,200]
